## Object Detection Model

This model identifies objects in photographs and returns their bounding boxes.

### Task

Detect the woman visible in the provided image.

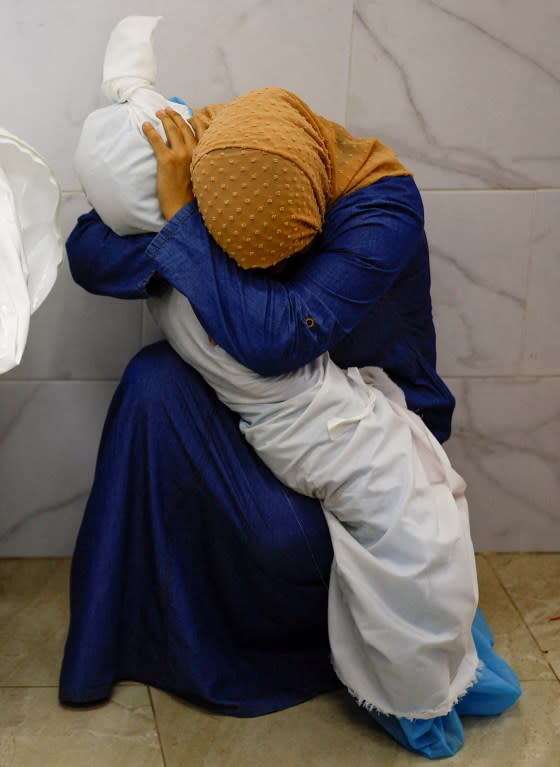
[60,88,519,759]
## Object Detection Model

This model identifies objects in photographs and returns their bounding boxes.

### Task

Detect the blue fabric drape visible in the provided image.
[58,342,521,757]
[60,176,521,758]
[60,342,339,713]
[67,178,456,442]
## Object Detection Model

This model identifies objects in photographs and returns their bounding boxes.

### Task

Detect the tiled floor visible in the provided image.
[0,554,558,765]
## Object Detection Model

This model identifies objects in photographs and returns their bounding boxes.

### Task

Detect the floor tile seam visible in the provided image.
[0,557,72,562]
[8,590,70,613]
[148,686,169,767]
[478,552,529,624]
[512,679,560,686]
[3,678,556,689]
[542,652,560,683]
[0,684,61,689]
[0,683,144,689]
[482,553,557,676]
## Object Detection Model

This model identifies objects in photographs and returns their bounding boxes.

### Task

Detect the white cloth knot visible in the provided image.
[101,16,194,135]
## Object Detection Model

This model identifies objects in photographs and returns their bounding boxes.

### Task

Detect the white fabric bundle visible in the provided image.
[74,16,194,236]
[0,129,62,374]
[149,286,480,719]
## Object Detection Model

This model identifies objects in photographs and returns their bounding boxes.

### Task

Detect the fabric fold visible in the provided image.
[0,128,62,374]
[150,288,481,720]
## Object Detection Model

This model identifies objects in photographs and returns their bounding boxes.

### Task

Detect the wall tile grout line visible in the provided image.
[2,375,560,385]
[344,0,356,128]
[419,188,560,194]
[442,374,560,380]
[520,190,539,376]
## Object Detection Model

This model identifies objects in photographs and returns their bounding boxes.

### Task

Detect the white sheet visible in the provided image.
[74,16,194,236]
[149,287,480,719]
[0,129,62,374]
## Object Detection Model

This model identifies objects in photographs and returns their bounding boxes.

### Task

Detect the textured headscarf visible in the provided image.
[190,88,410,269]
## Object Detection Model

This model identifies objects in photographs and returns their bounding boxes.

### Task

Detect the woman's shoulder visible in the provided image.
[305,176,426,281]
[326,175,424,228]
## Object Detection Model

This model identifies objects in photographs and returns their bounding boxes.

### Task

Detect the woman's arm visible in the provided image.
[66,209,160,299]
[67,179,423,374]
[147,177,424,376]
[140,111,424,375]
[68,106,423,374]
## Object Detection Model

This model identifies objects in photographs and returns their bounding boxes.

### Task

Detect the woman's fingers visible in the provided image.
[142,110,195,221]
[159,110,185,142]
[159,109,197,155]
[142,122,169,158]
[164,108,196,143]
[143,110,195,155]
[157,111,182,148]
[143,114,181,154]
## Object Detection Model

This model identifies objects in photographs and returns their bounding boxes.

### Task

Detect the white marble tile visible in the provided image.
[0,0,163,191]
[0,1,353,191]
[157,0,353,123]
[5,194,143,381]
[523,191,560,375]
[0,381,117,556]
[423,191,533,376]
[444,377,560,552]
[349,1,560,189]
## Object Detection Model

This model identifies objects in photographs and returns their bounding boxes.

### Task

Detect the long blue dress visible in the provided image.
[59,176,520,757]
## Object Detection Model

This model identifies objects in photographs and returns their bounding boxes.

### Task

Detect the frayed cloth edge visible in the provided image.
[346,658,485,721]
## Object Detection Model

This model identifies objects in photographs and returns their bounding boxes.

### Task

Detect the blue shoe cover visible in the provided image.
[367,708,465,759]
[455,609,522,717]
[362,609,522,758]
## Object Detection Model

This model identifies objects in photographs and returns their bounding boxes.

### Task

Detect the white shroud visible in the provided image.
[149,286,480,719]
[74,16,195,237]
[0,129,62,374]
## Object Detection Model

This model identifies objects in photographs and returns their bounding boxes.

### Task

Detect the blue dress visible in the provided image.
[59,176,520,758]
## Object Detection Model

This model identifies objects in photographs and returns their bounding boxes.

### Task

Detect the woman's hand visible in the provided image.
[143,109,197,221]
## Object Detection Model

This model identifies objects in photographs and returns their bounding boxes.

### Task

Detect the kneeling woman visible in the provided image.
[61,86,520,759]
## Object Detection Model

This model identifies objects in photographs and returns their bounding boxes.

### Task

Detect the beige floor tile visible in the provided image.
[0,559,71,685]
[547,652,560,679]
[0,685,163,767]
[151,689,405,767]
[476,555,555,680]
[448,681,560,767]
[0,558,140,688]
[487,553,560,653]
[151,682,557,767]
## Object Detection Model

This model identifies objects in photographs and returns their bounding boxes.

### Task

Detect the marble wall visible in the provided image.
[0,0,558,554]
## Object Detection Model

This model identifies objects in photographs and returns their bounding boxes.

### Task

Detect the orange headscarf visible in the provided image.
[190,88,410,269]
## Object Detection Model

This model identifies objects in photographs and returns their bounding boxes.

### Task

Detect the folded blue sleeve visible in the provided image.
[146,180,425,376]
[66,179,424,377]
[66,209,160,299]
